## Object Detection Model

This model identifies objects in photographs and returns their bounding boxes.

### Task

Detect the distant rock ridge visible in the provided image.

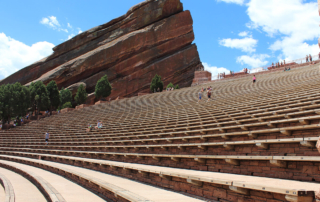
[0,0,202,100]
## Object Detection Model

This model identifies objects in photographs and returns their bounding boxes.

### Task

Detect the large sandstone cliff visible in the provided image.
[0,0,202,100]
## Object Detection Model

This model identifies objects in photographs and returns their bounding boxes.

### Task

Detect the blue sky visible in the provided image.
[0,0,319,80]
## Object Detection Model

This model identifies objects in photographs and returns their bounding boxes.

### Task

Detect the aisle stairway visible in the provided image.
[1,64,320,201]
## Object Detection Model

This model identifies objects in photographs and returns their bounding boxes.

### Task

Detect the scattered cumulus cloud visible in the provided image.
[238,31,251,37]
[236,54,270,68]
[40,16,60,29]
[77,28,83,34]
[40,17,82,40]
[40,16,68,33]
[67,34,75,40]
[217,0,245,5]
[246,0,319,60]
[219,37,258,53]
[61,29,68,33]
[250,67,266,73]
[202,62,230,80]
[0,33,54,79]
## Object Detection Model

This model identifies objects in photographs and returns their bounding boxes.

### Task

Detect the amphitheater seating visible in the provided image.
[1,64,320,201]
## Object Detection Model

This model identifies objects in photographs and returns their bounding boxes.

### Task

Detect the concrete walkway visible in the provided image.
[0,160,106,202]
[0,167,46,202]
[0,155,203,202]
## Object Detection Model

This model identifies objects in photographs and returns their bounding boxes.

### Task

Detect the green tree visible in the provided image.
[0,84,14,123]
[60,88,72,107]
[61,102,72,109]
[0,92,3,123]
[30,81,50,114]
[46,81,60,111]
[12,82,30,117]
[74,84,87,105]
[166,82,175,89]
[95,75,112,100]
[150,74,163,93]
[0,83,30,123]
[175,84,179,89]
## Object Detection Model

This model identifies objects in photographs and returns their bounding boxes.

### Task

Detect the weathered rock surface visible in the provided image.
[66,82,86,96]
[1,0,202,100]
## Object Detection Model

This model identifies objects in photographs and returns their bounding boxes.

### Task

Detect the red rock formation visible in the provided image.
[0,0,202,100]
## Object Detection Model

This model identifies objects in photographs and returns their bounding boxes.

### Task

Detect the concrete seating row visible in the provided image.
[0,155,203,202]
[0,154,317,202]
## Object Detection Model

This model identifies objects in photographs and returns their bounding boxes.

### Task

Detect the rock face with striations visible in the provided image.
[0,0,202,100]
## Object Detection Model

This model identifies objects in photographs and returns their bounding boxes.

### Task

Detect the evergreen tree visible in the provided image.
[166,82,175,89]
[175,84,179,89]
[74,84,87,105]
[46,80,60,111]
[95,75,112,100]
[150,74,163,93]
[12,82,30,117]
[60,88,72,107]
[0,92,3,123]
[0,83,30,123]
[29,81,50,114]
[0,84,14,123]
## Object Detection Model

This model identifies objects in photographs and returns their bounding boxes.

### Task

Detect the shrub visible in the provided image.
[150,74,163,93]
[166,82,175,89]
[61,102,72,109]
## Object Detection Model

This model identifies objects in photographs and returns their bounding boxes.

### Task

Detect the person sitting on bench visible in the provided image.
[95,121,103,130]
[86,124,92,132]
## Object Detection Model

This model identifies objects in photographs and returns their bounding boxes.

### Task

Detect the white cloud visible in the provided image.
[217,0,245,5]
[61,29,68,33]
[219,37,257,53]
[0,33,54,79]
[236,54,270,68]
[67,34,75,40]
[77,28,83,34]
[250,67,266,73]
[40,16,60,29]
[238,31,251,37]
[202,62,231,80]
[240,67,265,74]
[67,23,72,28]
[246,0,319,60]
[40,16,69,33]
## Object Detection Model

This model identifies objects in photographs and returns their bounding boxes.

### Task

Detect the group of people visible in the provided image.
[198,86,213,103]
[306,54,313,62]
[271,60,286,69]
[86,120,103,132]
[284,67,291,71]
[217,72,225,79]
[166,87,175,91]
[45,110,51,117]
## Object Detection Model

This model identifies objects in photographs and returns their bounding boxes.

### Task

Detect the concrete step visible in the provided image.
[0,167,46,202]
[0,155,203,202]
[0,160,106,202]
